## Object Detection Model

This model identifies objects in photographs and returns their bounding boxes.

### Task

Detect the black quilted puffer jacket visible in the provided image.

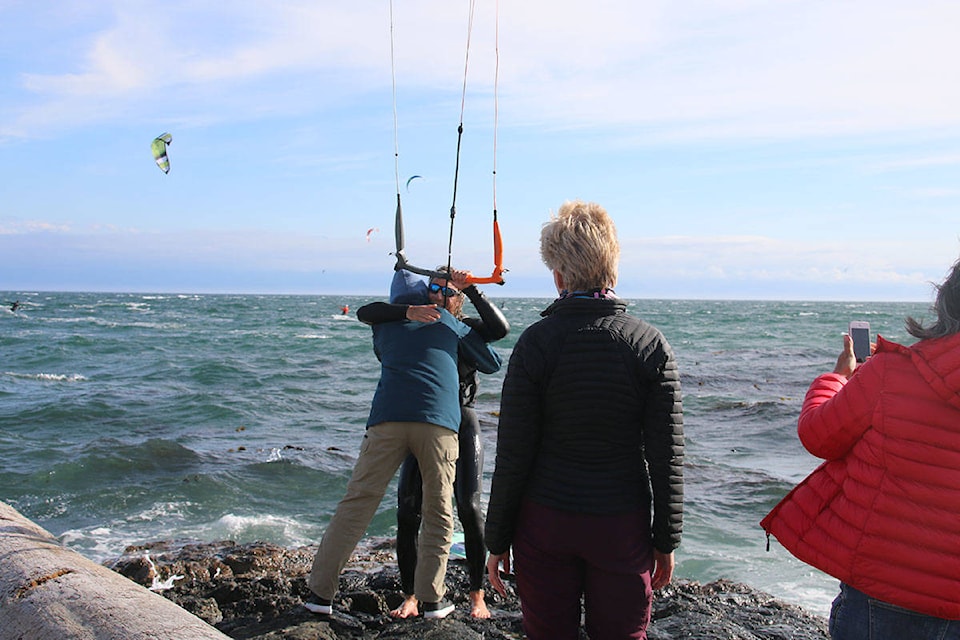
[484,295,684,555]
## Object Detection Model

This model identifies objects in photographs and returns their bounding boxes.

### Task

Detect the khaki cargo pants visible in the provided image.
[308,421,458,604]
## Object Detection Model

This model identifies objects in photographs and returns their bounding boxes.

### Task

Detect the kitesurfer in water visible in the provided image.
[8,300,20,312]
[359,267,509,619]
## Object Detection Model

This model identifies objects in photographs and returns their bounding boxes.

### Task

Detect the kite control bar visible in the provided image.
[394,197,506,286]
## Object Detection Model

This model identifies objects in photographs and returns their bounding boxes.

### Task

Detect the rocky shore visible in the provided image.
[106,537,829,640]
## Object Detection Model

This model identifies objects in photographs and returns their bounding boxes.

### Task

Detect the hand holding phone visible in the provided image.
[849,321,871,363]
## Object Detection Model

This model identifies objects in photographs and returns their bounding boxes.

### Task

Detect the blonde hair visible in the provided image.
[540,200,620,291]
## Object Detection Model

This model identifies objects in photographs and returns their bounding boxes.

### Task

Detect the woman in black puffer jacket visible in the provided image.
[484,200,684,640]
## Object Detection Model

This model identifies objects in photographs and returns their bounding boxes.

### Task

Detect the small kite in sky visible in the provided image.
[151,133,173,174]
[366,227,380,242]
[405,175,422,192]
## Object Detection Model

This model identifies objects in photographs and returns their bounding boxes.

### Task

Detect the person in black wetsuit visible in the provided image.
[358,267,509,618]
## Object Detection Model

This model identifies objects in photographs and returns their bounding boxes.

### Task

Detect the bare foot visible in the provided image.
[469,589,491,619]
[390,594,419,619]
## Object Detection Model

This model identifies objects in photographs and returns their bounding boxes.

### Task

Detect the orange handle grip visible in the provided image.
[465,267,505,286]
[464,220,505,285]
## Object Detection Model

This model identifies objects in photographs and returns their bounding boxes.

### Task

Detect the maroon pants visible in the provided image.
[513,501,654,640]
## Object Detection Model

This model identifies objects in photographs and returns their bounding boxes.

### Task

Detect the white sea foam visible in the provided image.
[129,501,192,523]
[144,552,184,591]
[4,371,87,382]
[58,527,119,562]
[57,503,196,563]
[186,513,316,549]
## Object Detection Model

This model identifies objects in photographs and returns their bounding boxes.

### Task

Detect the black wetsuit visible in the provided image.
[357,285,509,594]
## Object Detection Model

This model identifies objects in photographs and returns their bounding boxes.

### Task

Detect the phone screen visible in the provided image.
[850,326,871,363]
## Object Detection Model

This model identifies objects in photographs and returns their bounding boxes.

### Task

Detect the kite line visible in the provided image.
[389,0,505,286]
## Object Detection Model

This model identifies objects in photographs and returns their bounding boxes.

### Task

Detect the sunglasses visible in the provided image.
[428,282,461,298]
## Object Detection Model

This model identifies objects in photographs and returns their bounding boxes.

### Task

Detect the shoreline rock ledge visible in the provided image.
[0,501,230,640]
[106,538,829,640]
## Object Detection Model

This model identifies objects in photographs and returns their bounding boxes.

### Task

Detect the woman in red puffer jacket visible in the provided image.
[761,257,960,639]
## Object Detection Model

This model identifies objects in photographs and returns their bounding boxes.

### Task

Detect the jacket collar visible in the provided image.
[541,293,627,318]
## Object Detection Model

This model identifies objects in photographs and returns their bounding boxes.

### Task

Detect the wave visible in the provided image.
[59,508,322,565]
[184,512,318,548]
[41,439,205,485]
[3,371,87,382]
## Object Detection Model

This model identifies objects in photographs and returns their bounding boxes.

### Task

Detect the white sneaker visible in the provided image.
[304,596,333,615]
[422,600,455,619]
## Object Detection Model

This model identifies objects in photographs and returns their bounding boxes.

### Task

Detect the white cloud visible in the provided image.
[0,220,73,234]
[618,233,953,293]
[867,154,960,172]
[5,1,960,140]
[903,187,960,199]
[497,1,960,139]
[1,225,950,299]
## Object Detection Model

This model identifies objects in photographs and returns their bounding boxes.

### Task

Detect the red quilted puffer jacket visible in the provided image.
[761,334,960,619]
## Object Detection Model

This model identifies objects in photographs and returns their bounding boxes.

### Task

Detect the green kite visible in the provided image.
[151,133,172,174]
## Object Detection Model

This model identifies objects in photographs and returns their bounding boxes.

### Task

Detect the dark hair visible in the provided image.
[432,265,465,319]
[906,256,960,340]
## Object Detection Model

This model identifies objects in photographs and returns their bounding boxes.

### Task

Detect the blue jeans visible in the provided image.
[830,583,960,640]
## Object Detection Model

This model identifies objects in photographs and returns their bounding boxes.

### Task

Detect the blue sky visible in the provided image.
[2,1,959,300]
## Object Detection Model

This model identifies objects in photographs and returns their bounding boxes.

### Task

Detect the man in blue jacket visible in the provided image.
[306,268,501,619]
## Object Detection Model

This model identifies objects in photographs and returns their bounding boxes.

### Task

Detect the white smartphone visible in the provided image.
[849,321,871,363]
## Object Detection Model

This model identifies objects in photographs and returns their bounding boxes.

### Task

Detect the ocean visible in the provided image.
[0,291,932,618]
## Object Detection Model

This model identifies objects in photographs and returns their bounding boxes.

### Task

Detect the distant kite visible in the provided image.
[151,133,173,174]
[366,227,380,242]
[405,175,422,192]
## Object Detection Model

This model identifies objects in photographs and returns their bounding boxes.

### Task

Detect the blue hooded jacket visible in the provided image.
[364,270,500,432]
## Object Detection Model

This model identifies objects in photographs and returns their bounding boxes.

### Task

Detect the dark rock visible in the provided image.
[647,580,829,640]
[177,595,224,625]
[105,538,828,640]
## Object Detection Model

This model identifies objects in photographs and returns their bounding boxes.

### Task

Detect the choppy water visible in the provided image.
[0,291,931,617]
